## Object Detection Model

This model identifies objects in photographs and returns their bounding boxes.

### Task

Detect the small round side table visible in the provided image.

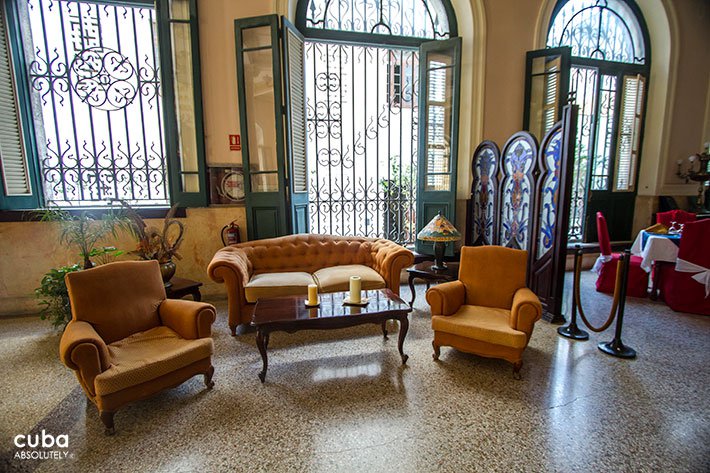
[406,261,459,306]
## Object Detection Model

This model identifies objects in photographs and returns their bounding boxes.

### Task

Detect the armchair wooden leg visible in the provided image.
[230,324,237,336]
[204,365,215,389]
[432,341,441,361]
[100,411,115,436]
[512,361,523,380]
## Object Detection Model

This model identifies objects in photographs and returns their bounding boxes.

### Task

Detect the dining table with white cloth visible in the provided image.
[629,231,682,272]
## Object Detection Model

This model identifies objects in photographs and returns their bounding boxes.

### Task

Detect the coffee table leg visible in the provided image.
[256,329,268,383]
[381,320,388,340]
[408,274,416,306]
[397,316,409,365]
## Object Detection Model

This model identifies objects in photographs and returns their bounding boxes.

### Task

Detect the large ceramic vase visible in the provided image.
[160,260,176,288]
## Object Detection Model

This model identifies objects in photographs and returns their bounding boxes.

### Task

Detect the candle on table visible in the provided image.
[308,284,318,305]
[349,276,361,303]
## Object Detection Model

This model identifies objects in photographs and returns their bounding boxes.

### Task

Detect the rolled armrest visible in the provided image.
[159,299,216,339]
[509,287,542,337]
[208,247,253,329]
[426,280,466,316]
[371,240,414,294]
[59,321,110,396]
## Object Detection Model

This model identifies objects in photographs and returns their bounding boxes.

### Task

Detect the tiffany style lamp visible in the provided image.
[417,212,461,270]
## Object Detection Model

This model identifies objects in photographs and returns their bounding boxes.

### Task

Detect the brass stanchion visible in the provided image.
[557,245,589,340]
[598,250,637,359]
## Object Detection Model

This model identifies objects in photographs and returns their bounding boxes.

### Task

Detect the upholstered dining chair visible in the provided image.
[656,209,697,228]
[594,211,648,298]
[60,260,216,434]
[656,219,710,315]
[425,246,542,377]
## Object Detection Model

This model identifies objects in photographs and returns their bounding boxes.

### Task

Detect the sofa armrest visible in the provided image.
[208,247,253,330]
[371,240,414,295]
[159,299,216,339]
[59,321,111,396]
[509,287,542,337]
[426,280,466,316]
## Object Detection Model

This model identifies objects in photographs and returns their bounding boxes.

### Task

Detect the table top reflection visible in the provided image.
[251,289,410,325]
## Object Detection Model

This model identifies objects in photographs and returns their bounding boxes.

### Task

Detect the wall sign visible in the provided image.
[229,134,241,151]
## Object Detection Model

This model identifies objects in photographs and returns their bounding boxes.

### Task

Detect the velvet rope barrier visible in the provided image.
[575,248,623,332]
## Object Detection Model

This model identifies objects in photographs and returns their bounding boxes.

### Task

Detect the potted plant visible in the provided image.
[118,201,184,287]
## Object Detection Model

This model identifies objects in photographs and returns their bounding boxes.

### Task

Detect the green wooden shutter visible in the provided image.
[614,74,645,192]
[416,37,462,255]
[282,17,309,234]
[0,1,40,210]
[157,0,208,207]
[235,15,289,240]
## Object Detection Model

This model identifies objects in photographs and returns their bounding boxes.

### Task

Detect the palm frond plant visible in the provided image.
[117,200,184,264]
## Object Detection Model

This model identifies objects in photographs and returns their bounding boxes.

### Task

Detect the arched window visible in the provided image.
[279,0,461,247]
[546,0,650,241]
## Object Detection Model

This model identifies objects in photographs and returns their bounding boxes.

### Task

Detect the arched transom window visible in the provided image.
[547,0,646,64]
[303,0,454,40]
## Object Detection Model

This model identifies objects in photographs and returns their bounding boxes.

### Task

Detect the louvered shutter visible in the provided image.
[0,2,36,208]
[282,17,309,233]
[614,74,645,192]
[523,47,571,142]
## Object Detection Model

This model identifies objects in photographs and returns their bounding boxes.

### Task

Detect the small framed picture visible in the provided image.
[209,166,246,205]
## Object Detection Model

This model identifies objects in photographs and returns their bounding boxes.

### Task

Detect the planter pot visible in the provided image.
[160,260,176,288]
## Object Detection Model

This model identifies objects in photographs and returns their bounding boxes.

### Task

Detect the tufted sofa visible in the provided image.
[208,234,414,335]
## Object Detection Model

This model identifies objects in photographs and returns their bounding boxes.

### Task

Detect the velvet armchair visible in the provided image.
[60,260,216,434]
[426,246,542,377]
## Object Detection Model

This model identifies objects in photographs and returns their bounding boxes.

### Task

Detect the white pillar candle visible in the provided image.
[308,284,318,305]
[349,276,361,303]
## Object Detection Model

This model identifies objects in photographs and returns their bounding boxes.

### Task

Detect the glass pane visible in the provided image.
[169,0,190,20]
[182,173,199,192]
[242,26,272,49]
[243,48,279,177]
[424,51,454,192]
[590,74,617,190]
[171,22,199,179]
[528,55,561,140]
[251,173,279,192]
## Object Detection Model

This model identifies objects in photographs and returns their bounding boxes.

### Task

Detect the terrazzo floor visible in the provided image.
[0,272,708,472]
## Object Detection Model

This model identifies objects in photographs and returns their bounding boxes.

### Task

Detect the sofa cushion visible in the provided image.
[244,271,316,303]
[94,326,213,396]
[313,264,386,292]
[431,305,527,349]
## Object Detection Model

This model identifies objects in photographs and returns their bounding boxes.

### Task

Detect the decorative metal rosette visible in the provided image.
[69,47,139,111]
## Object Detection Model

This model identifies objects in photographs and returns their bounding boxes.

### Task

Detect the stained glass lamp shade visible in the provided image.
[417,212,461,270]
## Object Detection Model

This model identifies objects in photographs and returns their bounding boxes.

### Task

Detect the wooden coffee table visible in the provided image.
[250,289,412,383]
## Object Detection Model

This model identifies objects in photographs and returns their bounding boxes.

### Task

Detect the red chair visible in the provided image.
[656,209,696,228]
[595,212,648,298]
[657,219,710,315]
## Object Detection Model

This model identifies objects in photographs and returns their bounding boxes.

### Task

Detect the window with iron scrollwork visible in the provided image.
[546,0,649,241]
[296,0,456,245]
[0,0,205,210]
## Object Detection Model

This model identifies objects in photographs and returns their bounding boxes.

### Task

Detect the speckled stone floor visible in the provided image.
[0,272,708,472]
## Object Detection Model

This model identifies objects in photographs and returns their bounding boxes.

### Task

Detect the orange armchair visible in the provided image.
[426,246,542,377]
[60,260,216,434]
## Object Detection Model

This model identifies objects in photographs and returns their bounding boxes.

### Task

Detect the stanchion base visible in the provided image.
[557,324,589,340]
[598,340,636,359]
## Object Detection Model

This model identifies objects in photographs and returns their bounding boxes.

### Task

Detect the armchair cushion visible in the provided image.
[313,264,386,292]
[94,326,213,396]
[431,305,528,349]
[426,280,466,316]
[244,272,316,303]
[159,299,216,339]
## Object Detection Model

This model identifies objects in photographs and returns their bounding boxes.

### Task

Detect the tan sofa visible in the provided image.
[208,234,414,335]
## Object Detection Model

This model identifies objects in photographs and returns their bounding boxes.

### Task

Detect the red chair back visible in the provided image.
[656,209,697,227]
[596,211,612,256]
[677,219,710,268]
